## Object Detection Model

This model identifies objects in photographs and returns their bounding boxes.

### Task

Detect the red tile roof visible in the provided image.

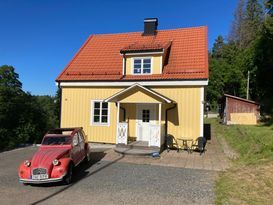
[56,26,208,82]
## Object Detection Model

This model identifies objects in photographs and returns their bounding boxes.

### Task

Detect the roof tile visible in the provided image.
[56,26,208,81]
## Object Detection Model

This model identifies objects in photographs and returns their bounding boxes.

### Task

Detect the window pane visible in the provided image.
[93,116,100,123]
[102,102,108,109]
[102,109,108,115]
[134,59,141,64]
[143,59,151,64]
[101,116,108,123]
[134,64,141,69]
[134,68,141,74]
[94,102,100,109]
[142,110,150,122]
[94,109,100,115]
[143,69,151,74]
[143,64,151,69]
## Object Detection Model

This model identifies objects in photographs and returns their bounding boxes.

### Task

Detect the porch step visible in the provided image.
[114,147,160,156]
[115,141,161,156]
[116,141,159,150]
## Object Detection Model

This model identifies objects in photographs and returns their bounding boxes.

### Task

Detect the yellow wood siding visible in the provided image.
[61,87,122,143]
[125,55,162,75]
[153,87,201,141]
[117,87,162,103]
[61,86,202,143]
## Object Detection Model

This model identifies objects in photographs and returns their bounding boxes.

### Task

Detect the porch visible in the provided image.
[104,83,174,152]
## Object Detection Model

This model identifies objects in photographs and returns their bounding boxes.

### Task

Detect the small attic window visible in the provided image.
[133,58,151,74]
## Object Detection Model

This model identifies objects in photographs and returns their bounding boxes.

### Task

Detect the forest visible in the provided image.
[0,65,60,151]
[207,0,273,115]
[1,0,273,151]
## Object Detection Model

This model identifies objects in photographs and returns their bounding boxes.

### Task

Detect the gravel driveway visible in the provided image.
[0,146,216,205]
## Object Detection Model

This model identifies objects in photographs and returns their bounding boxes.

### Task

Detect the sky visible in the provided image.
[0,0,237,96]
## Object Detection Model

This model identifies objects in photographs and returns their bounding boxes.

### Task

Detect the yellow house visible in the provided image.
[56,18,208,149]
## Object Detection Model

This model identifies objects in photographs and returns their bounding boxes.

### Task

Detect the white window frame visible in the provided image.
[91,100,110,126]
[132,57,153,75]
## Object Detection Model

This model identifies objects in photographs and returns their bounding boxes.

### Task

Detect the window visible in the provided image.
[92,101,109,125]
[133,58,151,74]
[142,109,150,122]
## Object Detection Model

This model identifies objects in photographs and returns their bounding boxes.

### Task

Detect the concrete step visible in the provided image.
[114,146,160,156]
[116,143,159,151]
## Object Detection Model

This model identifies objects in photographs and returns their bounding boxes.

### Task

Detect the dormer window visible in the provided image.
[133,58,152,74]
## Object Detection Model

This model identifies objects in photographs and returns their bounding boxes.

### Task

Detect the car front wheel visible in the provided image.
[64,163,73,185]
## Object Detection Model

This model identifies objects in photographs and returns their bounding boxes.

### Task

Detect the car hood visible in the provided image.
[31,147,70,170]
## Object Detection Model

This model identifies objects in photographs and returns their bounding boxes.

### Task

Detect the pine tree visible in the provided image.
[229,0,245,47]
[241,0,263,48]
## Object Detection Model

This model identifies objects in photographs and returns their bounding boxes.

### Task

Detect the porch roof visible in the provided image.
[104,83,173,103]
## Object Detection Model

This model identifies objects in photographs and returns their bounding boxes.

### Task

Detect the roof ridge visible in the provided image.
[90,26,208,37]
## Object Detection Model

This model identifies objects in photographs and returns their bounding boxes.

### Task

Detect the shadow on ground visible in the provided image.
[30,148,125,205]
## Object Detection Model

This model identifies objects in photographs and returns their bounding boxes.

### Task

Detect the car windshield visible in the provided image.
[42,136,71,145]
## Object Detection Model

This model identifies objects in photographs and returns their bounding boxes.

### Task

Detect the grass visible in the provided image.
[207,118,273,205]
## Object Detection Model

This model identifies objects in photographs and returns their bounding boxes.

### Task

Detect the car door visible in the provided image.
[77,131,86,161]
[71,133,81,165]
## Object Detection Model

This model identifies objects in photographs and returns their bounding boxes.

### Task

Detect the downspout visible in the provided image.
[165,103,177,137]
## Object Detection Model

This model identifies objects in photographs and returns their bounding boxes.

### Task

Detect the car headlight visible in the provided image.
[24,160,31,167]
[52,159,59,166]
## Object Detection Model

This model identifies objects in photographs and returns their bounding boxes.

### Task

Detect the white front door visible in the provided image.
[136,104,156,141]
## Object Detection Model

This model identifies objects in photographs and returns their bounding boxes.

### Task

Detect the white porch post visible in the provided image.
[116,102,120,144]
[159,103,162,144]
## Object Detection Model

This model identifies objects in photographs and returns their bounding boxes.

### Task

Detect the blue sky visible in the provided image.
[0,0,237,96]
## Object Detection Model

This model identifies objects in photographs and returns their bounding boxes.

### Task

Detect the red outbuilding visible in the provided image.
[219,94,260,125]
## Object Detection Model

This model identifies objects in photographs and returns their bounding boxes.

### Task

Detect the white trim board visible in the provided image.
[200,87,204,137]
[104,83,172,103]
[58,80,208,87]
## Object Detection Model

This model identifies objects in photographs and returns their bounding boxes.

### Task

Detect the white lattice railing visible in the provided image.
[116,123,128,144]
[149,124,165,147]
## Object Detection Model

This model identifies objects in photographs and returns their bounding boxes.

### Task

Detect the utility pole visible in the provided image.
[246,71,250,100]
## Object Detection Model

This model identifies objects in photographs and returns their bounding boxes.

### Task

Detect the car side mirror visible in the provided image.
[73,139,78,146]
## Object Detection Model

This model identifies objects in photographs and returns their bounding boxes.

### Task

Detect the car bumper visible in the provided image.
[19,175,65,184]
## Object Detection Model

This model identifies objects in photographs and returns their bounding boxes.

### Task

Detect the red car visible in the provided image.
[18,127,90,185]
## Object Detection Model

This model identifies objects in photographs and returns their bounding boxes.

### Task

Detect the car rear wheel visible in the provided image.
[64,163,73,185]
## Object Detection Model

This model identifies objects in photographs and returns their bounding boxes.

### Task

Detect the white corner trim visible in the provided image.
[122,58,125,75]
[59,80,208,87]
[160,56,163,74]
[200,87,204,137]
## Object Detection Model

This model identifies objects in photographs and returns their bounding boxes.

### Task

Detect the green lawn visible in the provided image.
[207,119,273,205]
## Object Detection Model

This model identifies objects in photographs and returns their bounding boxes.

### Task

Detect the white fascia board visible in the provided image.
[104,83,172,103]
[59,80,208,87]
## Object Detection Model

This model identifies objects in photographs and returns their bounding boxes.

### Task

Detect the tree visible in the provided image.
[254,5,273,113]
[229,0,245,47]
[241,0,263,48]
[0,65,59,150]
